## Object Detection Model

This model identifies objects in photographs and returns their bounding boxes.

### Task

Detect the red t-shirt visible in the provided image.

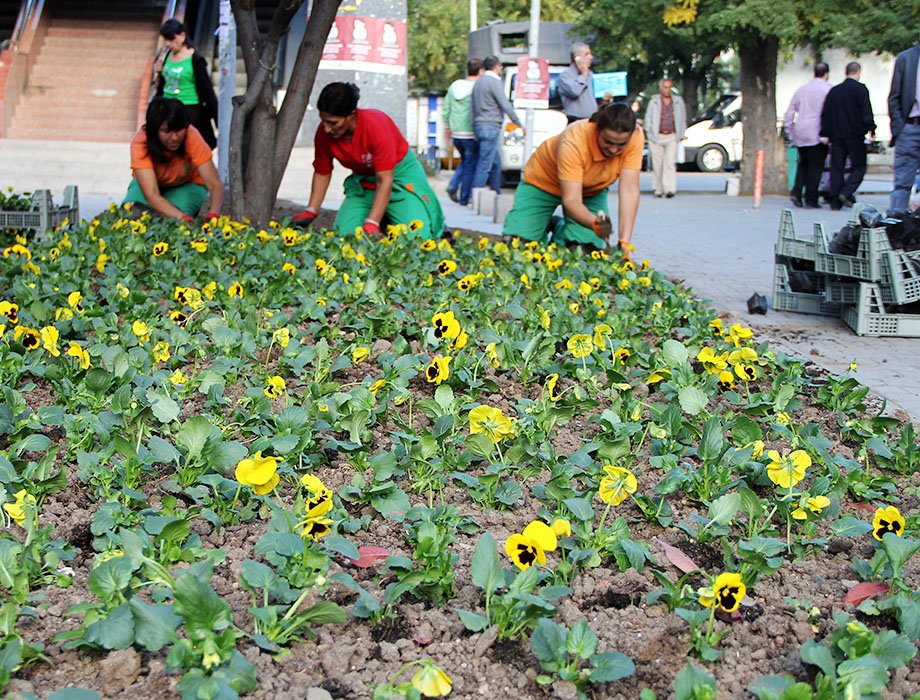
[130,125,212,187]
[313,109,409,176]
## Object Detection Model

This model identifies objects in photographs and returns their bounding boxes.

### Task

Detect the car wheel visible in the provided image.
[696,144,728,172]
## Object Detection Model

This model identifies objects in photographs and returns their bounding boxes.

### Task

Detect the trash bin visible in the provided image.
[786,146,798,191]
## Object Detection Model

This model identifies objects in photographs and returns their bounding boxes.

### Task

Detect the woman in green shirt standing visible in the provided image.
[154,19,218,149]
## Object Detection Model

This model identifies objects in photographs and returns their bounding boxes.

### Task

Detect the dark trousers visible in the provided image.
[791,143,827,206]
[829,138,867,200]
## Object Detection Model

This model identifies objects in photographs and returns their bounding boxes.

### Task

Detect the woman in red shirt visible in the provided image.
[123,97,223,220]
[292,82,444,239]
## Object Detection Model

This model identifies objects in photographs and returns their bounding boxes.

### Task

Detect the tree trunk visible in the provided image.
[681,72,701,120]
[229,0,342,225]
[738,34,786,195]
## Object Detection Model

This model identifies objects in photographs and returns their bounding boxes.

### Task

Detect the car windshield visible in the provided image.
[691,94,738,124]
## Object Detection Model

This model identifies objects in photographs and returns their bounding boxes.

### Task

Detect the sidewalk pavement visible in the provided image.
[66,161,920,423]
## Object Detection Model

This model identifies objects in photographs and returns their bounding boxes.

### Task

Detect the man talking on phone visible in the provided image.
[559,43,608,123]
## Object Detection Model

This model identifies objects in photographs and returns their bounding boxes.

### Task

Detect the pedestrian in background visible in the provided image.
[558,43,601,124]
[644,79,686,198]
[820,62,876,210]
[444,58,484,206]
[471,56,523,195]
[887,43,920,215]
[784,62,831,209]
[154,19,218,150]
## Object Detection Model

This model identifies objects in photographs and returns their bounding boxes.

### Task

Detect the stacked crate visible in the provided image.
[773,207,920,337]
[0,186,79,241]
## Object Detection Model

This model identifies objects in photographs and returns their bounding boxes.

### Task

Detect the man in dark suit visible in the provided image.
[888,44,920,214]
[820,62,876,210]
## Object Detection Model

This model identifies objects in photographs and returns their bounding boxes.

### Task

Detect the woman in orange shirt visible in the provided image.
[123,97,223,220]
[502,102,642,256]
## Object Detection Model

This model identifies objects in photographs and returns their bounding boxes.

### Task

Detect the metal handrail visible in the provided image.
[10,0,39,49]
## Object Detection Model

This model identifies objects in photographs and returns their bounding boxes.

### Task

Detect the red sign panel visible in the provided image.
[514,57,549,109]
[320,15,406,75]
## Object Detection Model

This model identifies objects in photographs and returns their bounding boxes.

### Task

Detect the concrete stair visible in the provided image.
[6,7,161,142]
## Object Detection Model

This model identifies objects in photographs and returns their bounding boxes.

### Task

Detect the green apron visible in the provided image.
[335,151,445,239]
[501,182,610,248]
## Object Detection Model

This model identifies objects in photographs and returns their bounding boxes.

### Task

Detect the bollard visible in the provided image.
[477,190,498,218]
[753,149,764,208]
[493,194,514,225]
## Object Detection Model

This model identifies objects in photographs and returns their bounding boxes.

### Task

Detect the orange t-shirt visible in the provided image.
[523,120,644,197]
[130,125,213,187]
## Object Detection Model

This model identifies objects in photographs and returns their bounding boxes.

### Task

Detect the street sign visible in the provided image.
[514,56,549,109]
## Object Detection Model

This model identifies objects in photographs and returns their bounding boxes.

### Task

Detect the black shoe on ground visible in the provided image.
[653,192,663,198]
[804,202,821,209]
[829,201,842,211]
[790,194,803,208]
[665,192,675,198]
[447,188,459,203]
[838,194,856,208]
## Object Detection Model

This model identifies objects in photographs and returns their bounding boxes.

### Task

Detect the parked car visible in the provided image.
[680,93,742,172]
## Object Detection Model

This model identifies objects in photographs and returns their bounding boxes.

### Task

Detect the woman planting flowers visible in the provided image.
[122,97,223,220]
[292,82,444,239]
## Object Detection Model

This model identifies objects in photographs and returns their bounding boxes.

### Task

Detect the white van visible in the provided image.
[680,93,743,172]
[499,65,570,181]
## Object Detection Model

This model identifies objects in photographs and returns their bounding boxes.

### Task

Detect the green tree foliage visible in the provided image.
[407,0,577,92]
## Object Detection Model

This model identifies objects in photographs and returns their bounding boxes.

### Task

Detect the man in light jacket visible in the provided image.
[444,58,484,206]
[887,43,920,214]
[784,62,831,208]
[644,79,687,198]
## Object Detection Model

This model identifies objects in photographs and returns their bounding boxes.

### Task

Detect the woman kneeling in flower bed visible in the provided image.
[291,82,445,239]
[501,101,642,257]
[123,97,224,220]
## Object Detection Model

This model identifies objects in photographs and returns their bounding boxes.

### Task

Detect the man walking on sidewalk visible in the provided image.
[644,79,686,198]
[784,62,831,209]
[471,56,523,194]
[444,58,484,206]
[821,62,876,210]
[887,43,920,215]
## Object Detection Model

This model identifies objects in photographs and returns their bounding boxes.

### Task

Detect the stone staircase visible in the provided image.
[6,1,164,141]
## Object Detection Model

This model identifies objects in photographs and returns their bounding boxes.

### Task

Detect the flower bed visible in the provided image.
[0,205,918,700]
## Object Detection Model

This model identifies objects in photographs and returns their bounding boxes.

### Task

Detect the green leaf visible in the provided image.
[589,651,635,683]
[708,492,740,526]
[800,640,836,680]
[566,619,598,659]
[129,598,180,652]
[301,600,348,626]
[323,535,360,560]
[746,674,799,700]
[12,433,52,456]
[176,416,215,461]
[87,557,135,600]
[563,497,594,522]
[731,416,763,446]
[830,517,873,538]
[697,417,723,463]
[48,690,101,700]
[870,629,917,668]
[673,662,717,700]
[0,539,22,591]
[145,387,181,424]
[881,535,920,580]
[836,655,888,695]
[172,574,232,634]
[470,532,504,595]
[370,486,410,518]
[773,383,795,412]
[531,617,567,663]
[240,560,276,590]
[456,609,490,631]
[466,432,496,458]
[85,602,135,650]
[661,339,689,367]
[678,387,708,416]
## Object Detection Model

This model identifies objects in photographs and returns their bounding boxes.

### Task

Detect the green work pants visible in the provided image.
[502,182,610,248]
[123,179,208,218]
[335,152,445,239]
